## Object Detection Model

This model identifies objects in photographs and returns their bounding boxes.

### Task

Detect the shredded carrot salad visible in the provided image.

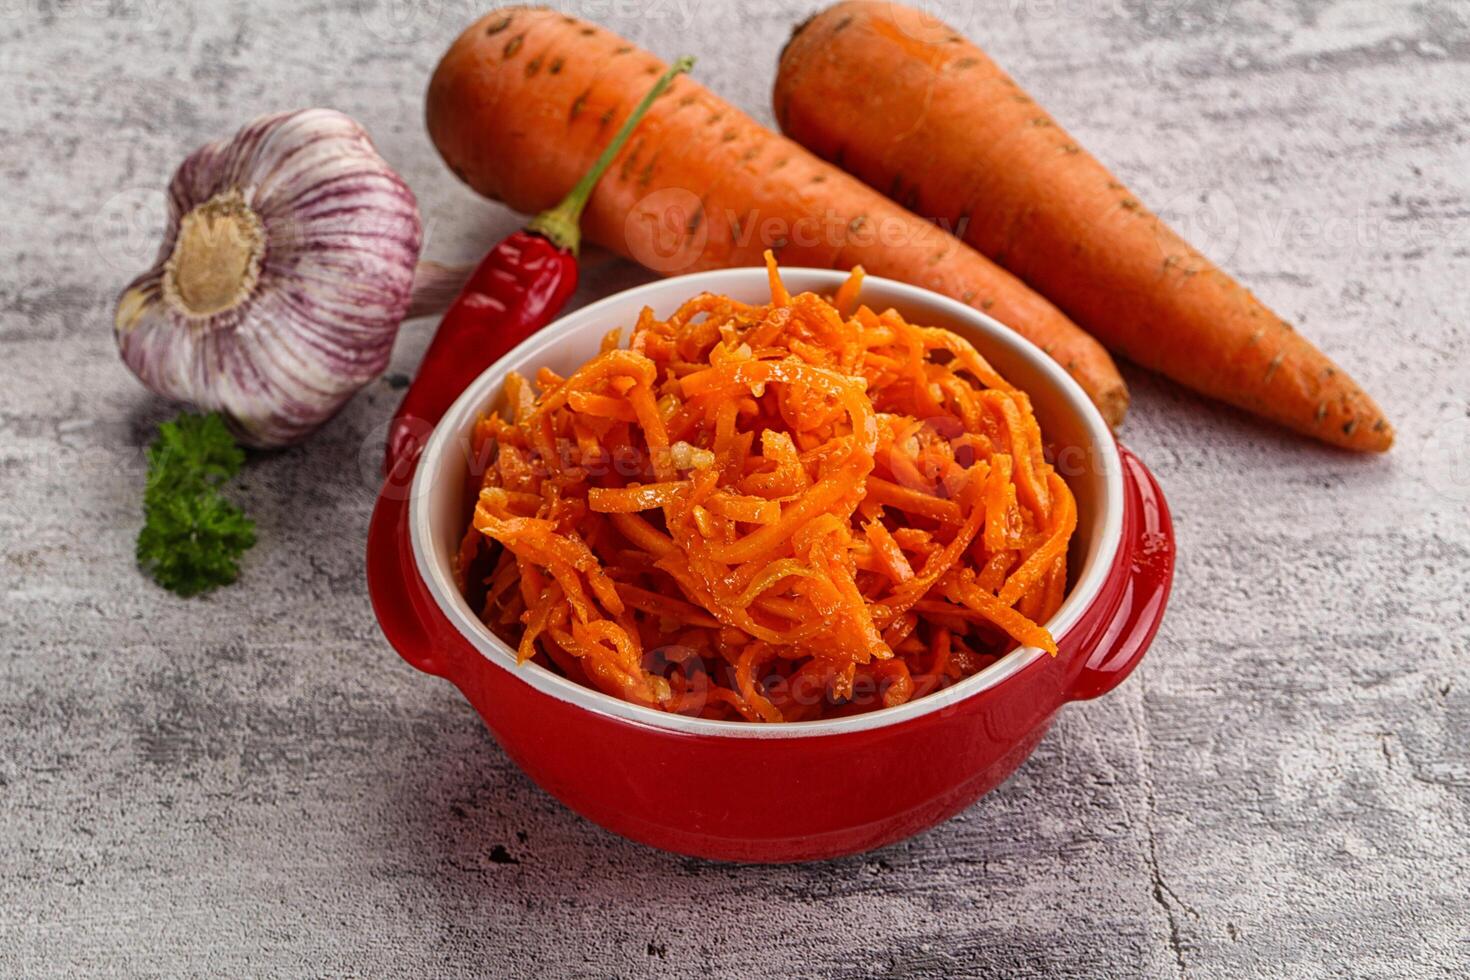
[456,256,1078,722]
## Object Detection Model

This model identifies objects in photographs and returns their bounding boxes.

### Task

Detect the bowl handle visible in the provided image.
[1067,443,1175,701]
[366,484,452,679]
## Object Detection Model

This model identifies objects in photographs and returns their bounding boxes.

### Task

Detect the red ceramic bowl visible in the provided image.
[368,268,1174,863]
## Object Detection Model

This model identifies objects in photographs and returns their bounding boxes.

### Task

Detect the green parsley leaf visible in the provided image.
[136,412,257,597]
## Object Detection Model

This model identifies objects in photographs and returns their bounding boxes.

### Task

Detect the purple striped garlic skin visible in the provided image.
[115,109,424,448]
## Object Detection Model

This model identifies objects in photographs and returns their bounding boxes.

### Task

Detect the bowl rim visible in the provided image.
[407,267,1124,740]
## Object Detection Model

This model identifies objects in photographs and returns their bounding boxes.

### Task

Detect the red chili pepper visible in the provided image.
[385,55,694,482]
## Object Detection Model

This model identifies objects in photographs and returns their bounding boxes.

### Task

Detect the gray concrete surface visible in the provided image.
[2,0,1468,976]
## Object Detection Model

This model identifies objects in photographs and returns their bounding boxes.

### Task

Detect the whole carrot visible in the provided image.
[426,6,1130,426]
[774,1,1392,452]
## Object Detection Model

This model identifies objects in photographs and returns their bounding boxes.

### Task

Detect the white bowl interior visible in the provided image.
[409,269,1123,739]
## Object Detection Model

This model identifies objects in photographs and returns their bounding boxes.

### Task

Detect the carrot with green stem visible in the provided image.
[774,0,1392,451]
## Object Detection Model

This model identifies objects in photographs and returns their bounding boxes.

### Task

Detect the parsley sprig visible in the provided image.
[136,412,256,596]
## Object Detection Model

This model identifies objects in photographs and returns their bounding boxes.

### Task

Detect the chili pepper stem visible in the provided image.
[526,55,695,256]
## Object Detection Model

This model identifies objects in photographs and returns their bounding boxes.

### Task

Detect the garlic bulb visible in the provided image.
[115,109,426,448]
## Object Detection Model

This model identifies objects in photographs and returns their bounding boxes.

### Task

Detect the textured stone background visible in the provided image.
[2,0,1467,976]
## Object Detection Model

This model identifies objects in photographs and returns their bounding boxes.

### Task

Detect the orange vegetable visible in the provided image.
[426,6,1129,426]
[458,257,1078,722]
[774,0,1392,451]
